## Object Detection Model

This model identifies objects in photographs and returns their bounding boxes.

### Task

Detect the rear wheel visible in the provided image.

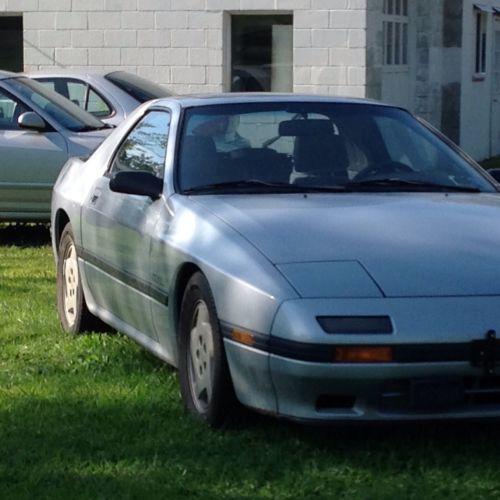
[178,272,237,427]
[56,223,104,333]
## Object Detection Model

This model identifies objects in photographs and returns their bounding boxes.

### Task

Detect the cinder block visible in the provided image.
[171,0,204,9]
[56,47,88,66]
[330,10,366,29]
[137,30,169,48]
[171,29,205,48]
[329,47,365,66]
[348,28,366,48]
[39,29,71,48]
[25,11,56,30]
[295,10,330,29]
[105,0,137,10]
[39,0,71,11]
[121,47,153,65]
[72,0,104,10]
[138,0,170,10]
[88,12,120,29]
[294,47,329,66]
[171,66,205,84]
[312,28,348,48]
[72,30,104,48]
[347,66,366,85]
[105,29,137,47]
[154,47,189,65]
[89,47,121,65]
[312,66,347,85]
[187,11,221,29]
[122,11,154,29]
[294,29,312,48]
[25,46,55,66]
[155,11,188,29]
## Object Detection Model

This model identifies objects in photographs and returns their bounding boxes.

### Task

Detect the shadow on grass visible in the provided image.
[0,223,51,247]
[2,389,500,498]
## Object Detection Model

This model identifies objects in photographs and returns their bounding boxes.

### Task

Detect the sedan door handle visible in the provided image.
[90,189,101,204]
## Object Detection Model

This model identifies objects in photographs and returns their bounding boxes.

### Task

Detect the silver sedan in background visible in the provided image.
[30,70,173,126]
[0,70,111,221]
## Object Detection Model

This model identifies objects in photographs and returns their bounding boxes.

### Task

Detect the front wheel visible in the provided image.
[56,223,105,334]
[178,272,237,428]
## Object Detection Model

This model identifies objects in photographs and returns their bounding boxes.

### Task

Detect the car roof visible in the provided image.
[152,93,392,109]
[0,70,20,80]
[27,69,112,79]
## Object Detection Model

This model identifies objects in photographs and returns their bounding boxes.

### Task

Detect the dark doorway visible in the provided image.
[231,15,293,92]
[0,16,23,72]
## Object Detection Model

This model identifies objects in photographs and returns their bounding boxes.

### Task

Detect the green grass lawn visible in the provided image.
[2,225,500,499]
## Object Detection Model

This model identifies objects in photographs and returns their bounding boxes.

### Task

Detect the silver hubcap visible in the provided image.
[62,242,79,327]
[188,301,215,413]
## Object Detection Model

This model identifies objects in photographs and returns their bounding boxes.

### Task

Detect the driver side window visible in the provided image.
[0,90,28,131]
[110,110,171,178]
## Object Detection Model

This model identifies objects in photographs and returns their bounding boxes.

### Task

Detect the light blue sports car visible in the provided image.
[51,94,500,427]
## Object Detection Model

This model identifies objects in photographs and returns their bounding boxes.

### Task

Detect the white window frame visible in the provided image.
[383,0,409,67]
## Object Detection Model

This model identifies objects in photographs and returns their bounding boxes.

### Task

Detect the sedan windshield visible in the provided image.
[105,71,171,103]
[7,76,107,132]
[177,102,495,194]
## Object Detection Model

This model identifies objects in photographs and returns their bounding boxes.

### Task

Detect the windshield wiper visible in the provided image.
[346,178,481,193]
[183,179,346,194]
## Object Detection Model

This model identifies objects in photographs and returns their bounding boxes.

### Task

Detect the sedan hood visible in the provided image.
[194,193,500,297]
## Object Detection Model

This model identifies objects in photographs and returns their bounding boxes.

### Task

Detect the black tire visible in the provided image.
[56,223,106,334]
[178,272,238,428]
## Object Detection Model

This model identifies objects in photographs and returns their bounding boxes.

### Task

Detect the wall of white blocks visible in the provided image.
[0,0,368,96]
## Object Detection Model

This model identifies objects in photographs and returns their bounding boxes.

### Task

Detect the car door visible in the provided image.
[0,87,67,218]
[80,109,171,341]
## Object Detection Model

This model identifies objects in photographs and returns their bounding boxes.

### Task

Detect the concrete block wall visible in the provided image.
[0,0,368,96]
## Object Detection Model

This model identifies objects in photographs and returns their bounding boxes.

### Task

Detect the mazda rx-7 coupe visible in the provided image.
[51,94,500,427]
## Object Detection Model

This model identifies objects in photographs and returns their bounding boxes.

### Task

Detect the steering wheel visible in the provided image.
[354,161,413,182]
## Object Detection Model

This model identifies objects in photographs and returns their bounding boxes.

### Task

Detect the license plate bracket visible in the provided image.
[410,378,464,411]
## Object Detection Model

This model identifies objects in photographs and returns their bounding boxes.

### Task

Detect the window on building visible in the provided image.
[383,0,408,66]
[475,9,488,74]
[0,16,23,72]
[230,15,293,92]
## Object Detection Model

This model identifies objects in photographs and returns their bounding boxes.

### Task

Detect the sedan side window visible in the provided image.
[38,78,112,118]
[110,111,170,178]
[0,90,28,130]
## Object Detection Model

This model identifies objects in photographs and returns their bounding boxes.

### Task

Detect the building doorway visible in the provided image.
[230,15,293,92]
[0,16,23,72]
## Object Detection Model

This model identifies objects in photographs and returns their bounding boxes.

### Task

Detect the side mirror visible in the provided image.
[488,168,500,183]
[109,170,163,199]
[18,111,47,131]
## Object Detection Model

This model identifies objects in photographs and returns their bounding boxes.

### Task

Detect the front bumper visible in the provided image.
[223,296,500,421]
[225,338,500,421]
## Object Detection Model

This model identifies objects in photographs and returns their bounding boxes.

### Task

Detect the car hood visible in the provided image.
[194,193,500,298]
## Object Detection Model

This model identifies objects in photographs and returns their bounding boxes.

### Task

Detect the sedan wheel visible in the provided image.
[178,272,237,427]
[188,301,215,413]
[56,223,104,334]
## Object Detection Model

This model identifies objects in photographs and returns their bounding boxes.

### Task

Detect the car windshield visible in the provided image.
[6,76,107,132]
[105,71,171,103]
[177,102,496,194]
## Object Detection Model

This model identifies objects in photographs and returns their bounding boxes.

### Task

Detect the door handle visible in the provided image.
[90,189,101,204]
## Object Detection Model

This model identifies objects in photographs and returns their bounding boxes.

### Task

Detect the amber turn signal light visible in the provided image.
[335,346,393,363]
[231,328,255,346]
